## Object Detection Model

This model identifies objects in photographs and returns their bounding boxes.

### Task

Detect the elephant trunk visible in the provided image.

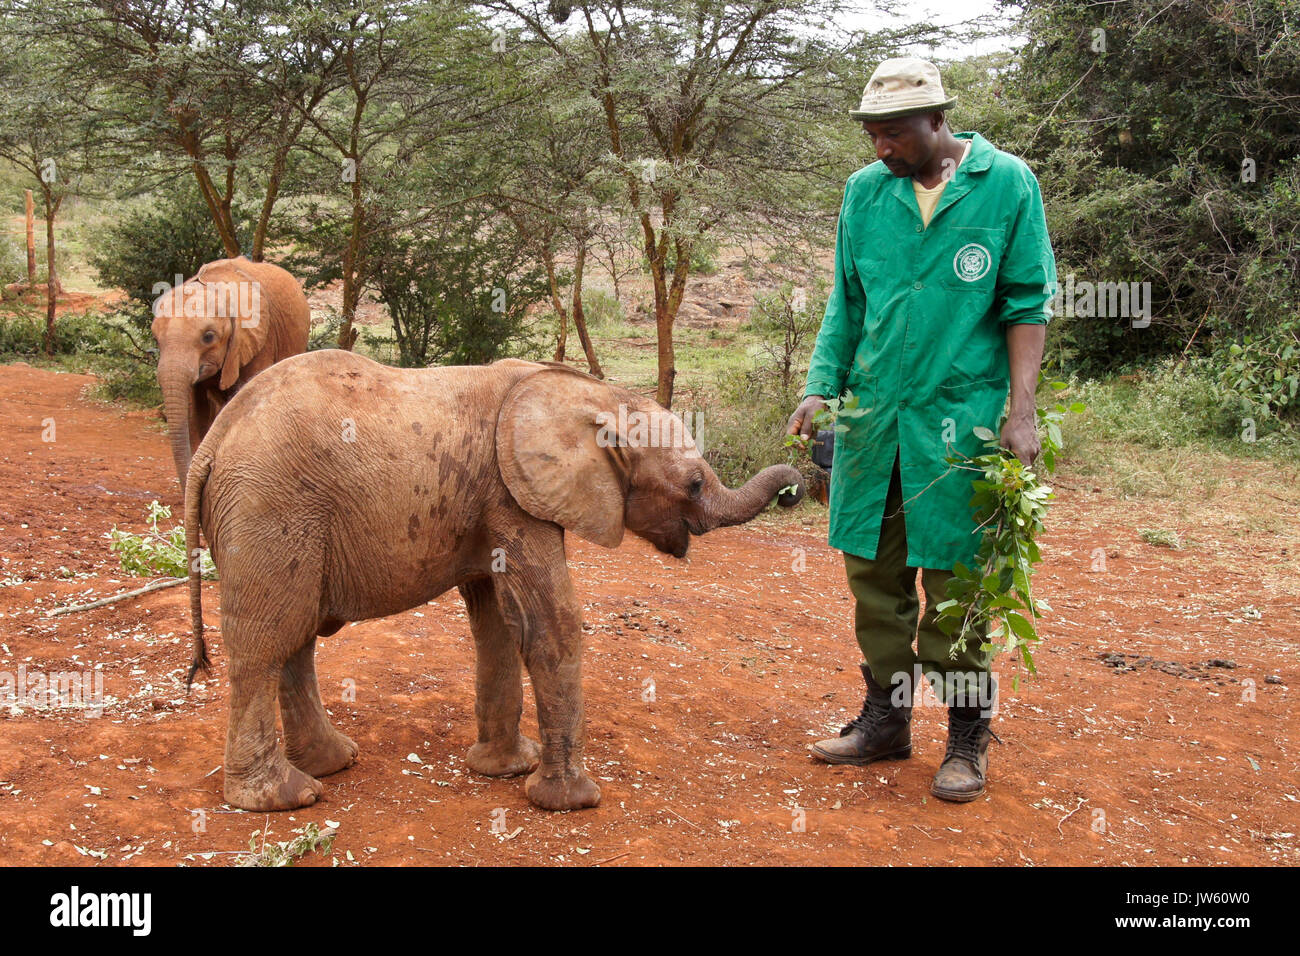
[700,463,804,530]
[159,357,196,495]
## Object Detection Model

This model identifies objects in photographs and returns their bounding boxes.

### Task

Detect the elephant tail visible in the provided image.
[184,448,214,691]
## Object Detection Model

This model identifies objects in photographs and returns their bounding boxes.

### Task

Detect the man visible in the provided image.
[787,57,1055,802]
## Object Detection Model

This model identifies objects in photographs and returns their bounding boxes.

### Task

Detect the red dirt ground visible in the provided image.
[0,362,1296,866]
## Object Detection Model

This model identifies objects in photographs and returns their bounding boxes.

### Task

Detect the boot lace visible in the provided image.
[943,716,1002,762]
[841,695,893,736]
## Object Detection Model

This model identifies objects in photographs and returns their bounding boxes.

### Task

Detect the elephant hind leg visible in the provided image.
[280,637,358,778]
[460,576,541,778]
[221,617,322,812]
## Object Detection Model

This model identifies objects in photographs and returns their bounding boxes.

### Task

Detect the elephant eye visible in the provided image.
[202,330,217,344]
[687,476,704,499]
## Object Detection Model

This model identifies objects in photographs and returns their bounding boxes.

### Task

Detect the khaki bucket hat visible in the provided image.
[849,57,957,121]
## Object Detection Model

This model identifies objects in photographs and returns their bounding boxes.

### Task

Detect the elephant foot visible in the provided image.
[287,730,359,778]
[525,768,601,811]
[224,756,323,811]
[466,734,542,778]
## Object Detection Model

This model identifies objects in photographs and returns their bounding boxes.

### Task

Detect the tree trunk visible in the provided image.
[640,216,676,408]
[543,246,568,363]
[251,153,285,262]
[657,236,693,409]
[339,261,361,351]
[570,244,603,379]
[190,161,241,258]
[654,299,675,408]
[24,189,35,285]
[647,241,691,410]
[252,109,312,262]
[338,163,363,351]
[42,188,58,357]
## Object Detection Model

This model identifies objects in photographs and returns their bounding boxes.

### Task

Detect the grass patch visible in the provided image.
[1139,528,1185,550]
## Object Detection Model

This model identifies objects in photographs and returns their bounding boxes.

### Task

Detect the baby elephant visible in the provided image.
[184,350,802,812]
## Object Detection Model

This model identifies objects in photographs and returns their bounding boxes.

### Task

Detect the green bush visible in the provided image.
[689,280,830,488]
[0,309,45,353]
[0,236,27,286]
[579,286,624,330]
[1060,357,1296,454]
[697,364,794,489]
[371,211,549,368]
[88,352,162,407]
[0,308,129,356]
[746,279,827,397]
[306,307,343,352]
[956,2,1300,380]
[1210,325,1300,426]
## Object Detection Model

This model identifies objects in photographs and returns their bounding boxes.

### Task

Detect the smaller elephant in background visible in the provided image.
[152,256,309,494]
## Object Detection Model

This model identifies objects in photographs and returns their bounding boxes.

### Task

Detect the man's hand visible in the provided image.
[787,395,829,440]
[1000,408,1040,465]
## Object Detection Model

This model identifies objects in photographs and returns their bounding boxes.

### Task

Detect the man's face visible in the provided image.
[862,112,942,177]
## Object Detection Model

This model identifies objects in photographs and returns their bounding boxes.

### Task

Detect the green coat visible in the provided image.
[805,131,1056,569]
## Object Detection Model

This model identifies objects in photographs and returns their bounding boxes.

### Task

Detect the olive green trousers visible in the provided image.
[843,452,991,705]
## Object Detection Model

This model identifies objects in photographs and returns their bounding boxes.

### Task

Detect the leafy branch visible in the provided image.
[783,390,867,455]
[932,380,1084,686]
[778,391,870,496]
[234,822,336,868]
[108,500,216,580]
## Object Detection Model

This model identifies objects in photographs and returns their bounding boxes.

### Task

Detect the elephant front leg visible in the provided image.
[459,578,541,778]
[280,639,359,778]
[510,593,600,811]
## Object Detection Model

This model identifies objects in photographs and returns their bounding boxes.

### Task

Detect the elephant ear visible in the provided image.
[218,260,271,391]
[496,368,631,548]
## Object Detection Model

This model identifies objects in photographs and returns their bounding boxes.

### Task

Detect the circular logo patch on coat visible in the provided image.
[953,243,992,282]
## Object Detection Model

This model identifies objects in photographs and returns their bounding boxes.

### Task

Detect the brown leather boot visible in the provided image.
[811,664,911,765]
[930,709,1000,802]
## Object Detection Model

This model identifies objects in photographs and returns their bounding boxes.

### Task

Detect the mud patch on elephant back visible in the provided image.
[407,514,420,542]
[411,421,423,436]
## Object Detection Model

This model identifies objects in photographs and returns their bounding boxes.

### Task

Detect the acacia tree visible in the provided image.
[488,49,611,377]
[280,0,500,349]
[2,0,344,261]
[486,0,868,407]
[0,23,88,353]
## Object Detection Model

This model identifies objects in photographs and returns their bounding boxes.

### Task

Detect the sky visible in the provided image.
[837,0,1021,59]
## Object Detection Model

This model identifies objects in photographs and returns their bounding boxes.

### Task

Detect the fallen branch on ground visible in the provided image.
[44,577,187,617]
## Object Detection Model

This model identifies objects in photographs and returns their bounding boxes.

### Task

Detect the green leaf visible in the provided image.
[1006,612,1036,641]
